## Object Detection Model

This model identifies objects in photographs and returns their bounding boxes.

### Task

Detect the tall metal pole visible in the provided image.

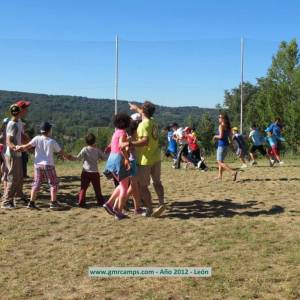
[115,34,119,115]
[240,37,244,133]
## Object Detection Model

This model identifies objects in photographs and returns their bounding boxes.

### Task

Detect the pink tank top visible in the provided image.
[110,129,127,154]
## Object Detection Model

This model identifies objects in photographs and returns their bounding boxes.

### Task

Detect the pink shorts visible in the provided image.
[32,165,59,192]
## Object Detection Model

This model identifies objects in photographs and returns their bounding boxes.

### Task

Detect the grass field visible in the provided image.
[1,159,300,300]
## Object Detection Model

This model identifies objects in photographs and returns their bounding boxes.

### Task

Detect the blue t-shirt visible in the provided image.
[167,130,177,153]
[249,129,264,146]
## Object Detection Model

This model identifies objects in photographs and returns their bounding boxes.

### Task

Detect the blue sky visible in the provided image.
[0,0,300,107]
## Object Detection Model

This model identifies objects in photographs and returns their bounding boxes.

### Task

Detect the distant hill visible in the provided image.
[0,90,218,129]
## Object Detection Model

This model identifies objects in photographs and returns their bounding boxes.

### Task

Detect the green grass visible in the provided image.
[0,159,300,299]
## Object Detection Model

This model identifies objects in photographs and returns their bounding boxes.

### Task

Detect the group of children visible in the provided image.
[0,101,158,220]
[231,121,285,168]
[1,99,286,218]
[163,118,285,171]
[164,123,208,171]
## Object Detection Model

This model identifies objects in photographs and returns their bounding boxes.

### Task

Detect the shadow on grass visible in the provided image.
[162,199,284,219]
[238,177,300,183]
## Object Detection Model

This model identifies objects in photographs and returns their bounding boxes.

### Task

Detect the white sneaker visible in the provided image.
[241,164,247,169]
[279,161,284,165]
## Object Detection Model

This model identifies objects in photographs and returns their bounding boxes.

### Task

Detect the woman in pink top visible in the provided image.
[103,113,131,220]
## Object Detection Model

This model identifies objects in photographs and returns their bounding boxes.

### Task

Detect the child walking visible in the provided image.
[17,122,73,210]
[76,133,106,208]
[103,113,131,220]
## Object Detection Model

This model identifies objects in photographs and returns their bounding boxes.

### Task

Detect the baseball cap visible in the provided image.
[15,100,31,109]
[131,113,142,121]
[232,127,239,131]
[40,121,52,133]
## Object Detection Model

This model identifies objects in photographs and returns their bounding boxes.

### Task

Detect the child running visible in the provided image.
[231,127,249,168]
[265,128,285,165]
[103,112,131,220]
[249,123,273,166]
[17,122,73,210]
[76,133,106,208]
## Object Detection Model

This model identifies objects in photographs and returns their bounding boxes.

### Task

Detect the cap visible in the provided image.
[130,113,142,121]
[15,100,31,109]
[40,121,52,133]
[3,117,9,124]
[232,127,239,131]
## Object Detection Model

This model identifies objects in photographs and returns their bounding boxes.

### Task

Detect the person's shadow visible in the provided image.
[162,199,284,219]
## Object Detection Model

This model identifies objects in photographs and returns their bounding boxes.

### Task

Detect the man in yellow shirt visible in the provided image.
[129,101,165,217]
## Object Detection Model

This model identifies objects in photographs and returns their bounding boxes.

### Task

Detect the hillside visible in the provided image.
[0,90,218,137]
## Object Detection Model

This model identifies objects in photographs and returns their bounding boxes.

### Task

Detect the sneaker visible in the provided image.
[250,160,257,166]
[114,211,129,220]
[197,161,202,169]
[269,160,275,167]
[241,164,247,169]
[1,202,15,209]
[279,161,284,166]
[49,201,64,210]
[103,202,115,215]
[27,201,39,210]
[151,205,166,218]
[134,207,150,216]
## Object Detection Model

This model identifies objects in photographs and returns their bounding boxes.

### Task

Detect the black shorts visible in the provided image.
[250,145,266,156]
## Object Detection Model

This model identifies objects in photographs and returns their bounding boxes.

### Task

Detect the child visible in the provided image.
[265,129,284,165]
[17,122,73,210]
[232,127,249,168]
[249,124,272,166]
[184,127,208,171]
[103,113,131,220]
[76,133,106,208]
[164,125,177,166]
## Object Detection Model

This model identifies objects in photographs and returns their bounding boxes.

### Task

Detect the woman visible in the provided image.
[213,113,237,181]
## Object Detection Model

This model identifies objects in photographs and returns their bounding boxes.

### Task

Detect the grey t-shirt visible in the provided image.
[5,120,22,158]
[77,146,106,172]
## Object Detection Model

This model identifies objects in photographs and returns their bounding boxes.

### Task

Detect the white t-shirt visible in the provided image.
[173,127,187,145]
[30,135,61,166]
[5,119,22,157]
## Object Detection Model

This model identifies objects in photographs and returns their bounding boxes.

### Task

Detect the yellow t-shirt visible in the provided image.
[136,118,161,166]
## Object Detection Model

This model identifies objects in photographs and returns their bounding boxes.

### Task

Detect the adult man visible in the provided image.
[129,101,165,217]
[1,100,30,208]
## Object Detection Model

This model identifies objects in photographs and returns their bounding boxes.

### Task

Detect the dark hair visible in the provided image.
[251,123,257,129]
[219,113,231,130]
[142,101,155,118]
[275,117,282,123]
[113,112,131,129]
[170,122,178,128]
[128,120,140,136]
[164,125,171,131]
[85,133,96,145]
[10,104,21,116]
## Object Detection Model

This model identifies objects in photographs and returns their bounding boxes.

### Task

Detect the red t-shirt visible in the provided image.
[187,134,199,151]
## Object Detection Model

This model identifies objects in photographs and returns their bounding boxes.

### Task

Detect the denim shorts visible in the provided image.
[130,159,137,177]
[216,146,228,161]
